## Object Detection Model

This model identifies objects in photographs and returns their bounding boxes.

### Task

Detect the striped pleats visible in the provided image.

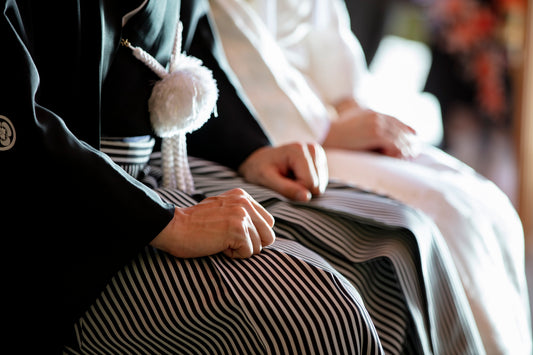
[188,157,484,355]
[65,241,384,354]
[100,137,155,179]
[77,144,485,354]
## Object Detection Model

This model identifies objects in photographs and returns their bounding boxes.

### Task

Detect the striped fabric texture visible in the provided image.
[187,156,484,355]
[100,136,155,179]
[64,139,484,354]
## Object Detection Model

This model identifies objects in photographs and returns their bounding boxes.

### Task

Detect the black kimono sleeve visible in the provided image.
[1,1,174,350]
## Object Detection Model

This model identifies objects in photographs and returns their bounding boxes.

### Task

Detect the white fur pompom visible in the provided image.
[148,56,218,138]
[123,18,219,192]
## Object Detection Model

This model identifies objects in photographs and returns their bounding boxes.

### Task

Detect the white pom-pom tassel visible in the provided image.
[123,17,218,193]
[149,56,218,192]
[148,56,218,137]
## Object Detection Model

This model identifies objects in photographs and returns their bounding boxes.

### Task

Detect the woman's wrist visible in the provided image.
[334,97,361,116]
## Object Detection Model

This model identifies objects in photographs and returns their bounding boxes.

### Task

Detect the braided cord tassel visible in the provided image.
[161,137,176,189]
[121,12,217,194]
[174,133,194,193]
[122,40,168,79]
[169,21,184,73]
[161,134,195,194]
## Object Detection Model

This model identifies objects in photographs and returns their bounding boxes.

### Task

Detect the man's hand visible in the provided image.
[150,188,275,258]
[324,99,419,159]
[238,142,328,202]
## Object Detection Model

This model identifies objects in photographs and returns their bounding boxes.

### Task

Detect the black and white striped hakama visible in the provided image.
[187,158,485,355]
[66,241,383,355]
[99,137,156,179]
[65,141,484,354]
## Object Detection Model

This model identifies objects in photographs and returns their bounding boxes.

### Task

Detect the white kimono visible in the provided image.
[209,0,532,353]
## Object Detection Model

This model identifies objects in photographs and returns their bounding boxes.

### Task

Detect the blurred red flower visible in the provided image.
[427,0,526,121]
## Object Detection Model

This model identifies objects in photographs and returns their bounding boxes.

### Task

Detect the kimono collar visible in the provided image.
[122,0,149,27]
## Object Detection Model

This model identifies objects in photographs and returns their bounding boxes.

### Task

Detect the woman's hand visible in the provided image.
[238,142,328,202]
[150,188,275,258]
[324,99,418,159]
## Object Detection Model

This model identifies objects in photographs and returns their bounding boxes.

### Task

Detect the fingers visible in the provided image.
[220,188,274,229]
[220,189,275,257]
[266,174,313,202]
[379,114,419,159]
[152,189,275,260]
[237,144,329,202]
[222,211,259,259]
[243,190,275,228]
[304,143,328,194]
[391,117,416,136]
[261,143,328,201]
[287,143,321,196]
